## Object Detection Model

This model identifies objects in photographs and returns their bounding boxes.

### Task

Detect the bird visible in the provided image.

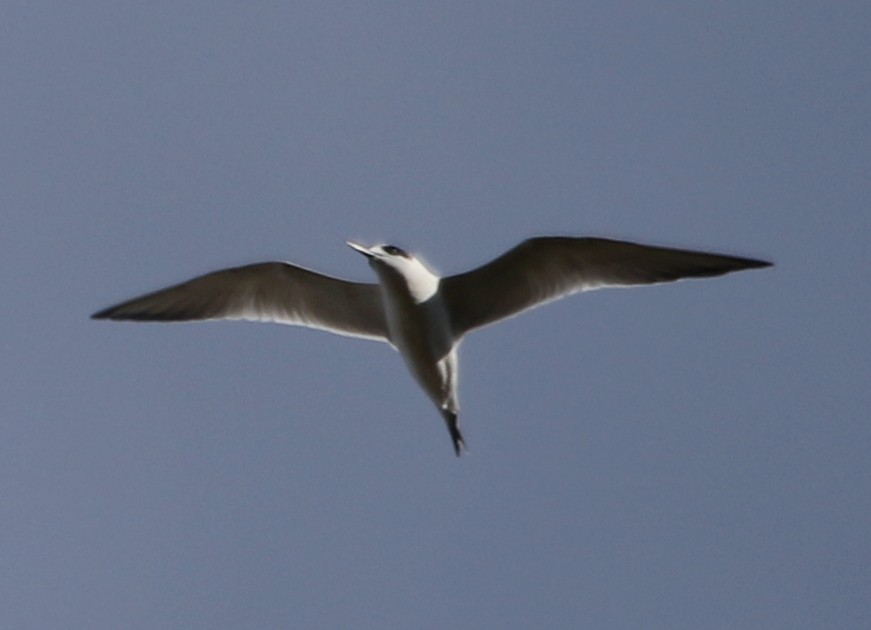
[92,236,772,456]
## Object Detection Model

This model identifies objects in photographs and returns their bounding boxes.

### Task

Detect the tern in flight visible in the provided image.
[92,236,771,455]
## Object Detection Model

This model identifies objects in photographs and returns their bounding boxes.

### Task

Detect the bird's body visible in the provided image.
[351,243,463,451]
[92,237,772,455]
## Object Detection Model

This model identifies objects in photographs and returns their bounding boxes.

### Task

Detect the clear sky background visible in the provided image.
[3,2,869,628]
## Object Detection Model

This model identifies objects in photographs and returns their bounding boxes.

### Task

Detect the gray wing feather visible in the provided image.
[442,237,771,336]
[92,262,388,341]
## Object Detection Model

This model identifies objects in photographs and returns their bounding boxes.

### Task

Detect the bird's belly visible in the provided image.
[383,297,455,406]
[385,301,450,362]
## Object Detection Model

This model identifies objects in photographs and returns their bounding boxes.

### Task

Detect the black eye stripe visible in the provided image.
[383,245,410,258]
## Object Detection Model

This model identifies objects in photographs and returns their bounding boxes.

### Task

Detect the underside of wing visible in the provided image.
[442,237,772,336]
[92,262,389,341]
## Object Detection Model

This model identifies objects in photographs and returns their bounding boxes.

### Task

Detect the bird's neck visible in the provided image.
[376,265,440,304]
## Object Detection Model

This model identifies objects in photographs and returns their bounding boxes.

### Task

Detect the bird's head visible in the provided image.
[347,241,439,301]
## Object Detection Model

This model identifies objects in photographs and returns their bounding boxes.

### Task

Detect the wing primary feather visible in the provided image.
[92,262,389,341]
[442,237,772,336]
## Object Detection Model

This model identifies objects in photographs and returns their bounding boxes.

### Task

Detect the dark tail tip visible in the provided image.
[443,411,467,457]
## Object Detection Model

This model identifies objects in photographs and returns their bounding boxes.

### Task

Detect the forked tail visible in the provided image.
[442,410,466,457]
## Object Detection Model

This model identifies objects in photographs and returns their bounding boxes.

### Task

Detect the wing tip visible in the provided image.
[741,257,774,270]
[90,306,190,322]
[91,304,149,321]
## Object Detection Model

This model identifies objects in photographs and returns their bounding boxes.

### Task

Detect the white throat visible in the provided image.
[402,266,440,303]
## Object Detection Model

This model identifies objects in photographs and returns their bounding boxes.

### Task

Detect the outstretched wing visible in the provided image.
[442,237,771,336]
[92,262,388,341]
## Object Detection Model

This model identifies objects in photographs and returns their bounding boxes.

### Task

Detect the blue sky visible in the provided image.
[3,2,869,628]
